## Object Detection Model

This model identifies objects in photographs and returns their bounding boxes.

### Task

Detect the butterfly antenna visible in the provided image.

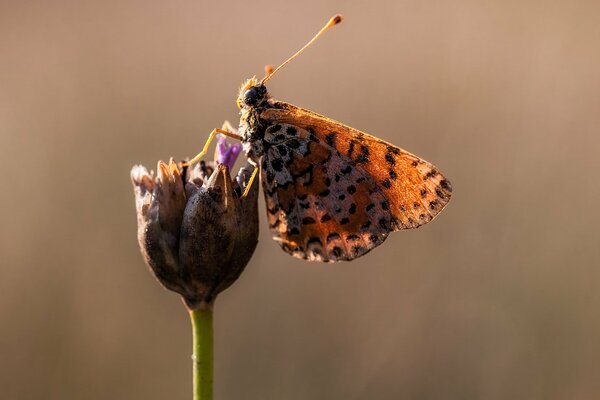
[261,14,343,84]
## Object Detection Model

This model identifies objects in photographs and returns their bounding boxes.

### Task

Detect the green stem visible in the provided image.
[190,304,214,400]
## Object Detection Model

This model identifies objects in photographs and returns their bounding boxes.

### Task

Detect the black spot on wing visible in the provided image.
[271,158,284,172]
[348,140,357,157]
[287,139,301,149]
[440,179,452,191]
[387,146,400,155]
[320,214,332,223]
[327,232,341,243]
[325,132,337,147]
[267,124,282,134]
[354,145,369,163]
[275,144,288,156]
[302,217,316,225]
[424,170,438,180]
[332,247,343,258]
[385,152,395,165]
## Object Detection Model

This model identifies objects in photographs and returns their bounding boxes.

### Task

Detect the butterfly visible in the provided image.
[188,15,452,262]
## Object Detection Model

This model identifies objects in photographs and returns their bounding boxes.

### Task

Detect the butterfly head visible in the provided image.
[237,77,269,110]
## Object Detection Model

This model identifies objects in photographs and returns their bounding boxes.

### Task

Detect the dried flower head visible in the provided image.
[131,139,258,309]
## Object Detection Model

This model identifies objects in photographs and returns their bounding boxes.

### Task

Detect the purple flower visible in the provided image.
[215,134,242,170]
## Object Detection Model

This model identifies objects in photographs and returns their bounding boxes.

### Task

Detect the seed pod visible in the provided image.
[131,143,258,309]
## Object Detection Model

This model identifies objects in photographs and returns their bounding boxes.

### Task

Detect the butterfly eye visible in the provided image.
[242,85,267,107]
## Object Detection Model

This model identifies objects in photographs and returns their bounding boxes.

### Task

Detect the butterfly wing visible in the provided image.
[261,102,452,232]
[259,123,394,262]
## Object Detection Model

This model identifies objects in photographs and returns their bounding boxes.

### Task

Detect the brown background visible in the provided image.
[1,0,599,399]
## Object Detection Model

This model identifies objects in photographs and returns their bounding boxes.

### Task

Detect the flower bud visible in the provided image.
[131,150,258,309]
[215,133,242,170]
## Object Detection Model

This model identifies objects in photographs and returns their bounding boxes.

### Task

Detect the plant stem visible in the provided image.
[190,303,214,400]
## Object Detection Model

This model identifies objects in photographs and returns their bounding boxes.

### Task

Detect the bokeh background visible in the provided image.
[2,0,600,399]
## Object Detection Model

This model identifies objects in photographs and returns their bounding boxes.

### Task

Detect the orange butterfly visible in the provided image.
[188,15,452,262]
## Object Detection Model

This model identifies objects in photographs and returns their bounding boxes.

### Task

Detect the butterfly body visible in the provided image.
[237,80,452,262]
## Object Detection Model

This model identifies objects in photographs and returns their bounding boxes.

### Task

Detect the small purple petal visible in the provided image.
[216,134,243,169]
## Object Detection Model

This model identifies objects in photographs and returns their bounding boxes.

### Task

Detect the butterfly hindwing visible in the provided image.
[260,123,392,262]
[261,103,453,231]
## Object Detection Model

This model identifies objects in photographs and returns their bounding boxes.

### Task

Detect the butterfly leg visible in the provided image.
[183,127,242,167]
[241,166,259,198]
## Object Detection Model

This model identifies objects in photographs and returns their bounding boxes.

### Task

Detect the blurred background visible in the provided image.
[1,0,599,399]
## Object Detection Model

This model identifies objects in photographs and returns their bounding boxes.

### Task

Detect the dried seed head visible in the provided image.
[131,145,258,309]
[179,164,259,308]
